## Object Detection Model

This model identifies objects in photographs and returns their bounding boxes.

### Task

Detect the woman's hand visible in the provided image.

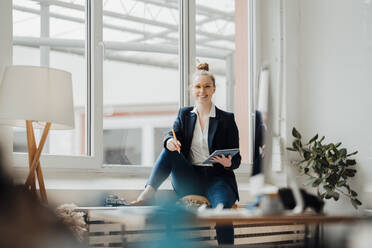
[210,154,232,168]
[166,138,181,152]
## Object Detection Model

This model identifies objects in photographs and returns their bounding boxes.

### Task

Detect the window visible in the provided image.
[12,0,87,156]
[10,0,249,172]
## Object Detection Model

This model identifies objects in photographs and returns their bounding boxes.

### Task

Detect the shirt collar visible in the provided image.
[191,103,216,118]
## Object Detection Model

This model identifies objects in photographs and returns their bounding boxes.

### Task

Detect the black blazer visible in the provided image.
[163,106,242,200]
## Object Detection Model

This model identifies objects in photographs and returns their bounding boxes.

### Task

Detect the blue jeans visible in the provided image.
[147,149,236,244]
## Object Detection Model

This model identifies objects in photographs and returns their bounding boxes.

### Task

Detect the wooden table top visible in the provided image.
[197,213,363,224]
[78,206,364,225]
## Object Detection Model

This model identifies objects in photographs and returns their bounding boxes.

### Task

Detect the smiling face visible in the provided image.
[191,75,216,104]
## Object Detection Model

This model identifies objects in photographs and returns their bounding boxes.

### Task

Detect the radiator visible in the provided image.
[81,208,306,247]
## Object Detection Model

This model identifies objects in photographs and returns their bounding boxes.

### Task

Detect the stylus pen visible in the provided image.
[171,129,181,154]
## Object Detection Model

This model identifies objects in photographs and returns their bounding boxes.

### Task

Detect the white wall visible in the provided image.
[0,0,13,169]
[285,0,372,213]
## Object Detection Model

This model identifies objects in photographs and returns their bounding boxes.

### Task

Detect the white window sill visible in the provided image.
[12,166,255,207]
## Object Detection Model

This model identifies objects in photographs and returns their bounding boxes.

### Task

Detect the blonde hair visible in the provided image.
[193,63,215,86]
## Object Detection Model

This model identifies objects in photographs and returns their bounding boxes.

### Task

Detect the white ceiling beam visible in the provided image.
[13,36,230,59]
[14,6,233,52]
[14,4,177,42]
[31,0,234,41]
[136,0,234,20]
[49,47,226,76]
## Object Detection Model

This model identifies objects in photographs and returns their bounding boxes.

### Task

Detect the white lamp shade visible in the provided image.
[0,65,75,130]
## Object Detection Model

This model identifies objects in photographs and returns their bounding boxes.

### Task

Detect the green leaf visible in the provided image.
[346,159,356,166]
[307,160,315,168]
[312,178,322,187]
[339,148,347,157]
[293,140,302,150]
[325,192,333,199]
[347,151,358,157]
[336,180,346,187]
[351,190,358,197]
[287,147,297,151]
[335,142,342,148]
[351,198,362,209]
[320,158,329,166]
[319,136,325,143]
[324,184,332,191]
[344,169,357,177]
[308,134,318,144]
[339,160,346,166]
[332,191,340,201]
[326,173,338,185]
[329,143,336,150]
[292,128,302,139]
[334,158,342,165]
[304,151,311,160]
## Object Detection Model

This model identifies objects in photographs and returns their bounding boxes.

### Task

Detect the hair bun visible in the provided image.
[196,63,209,71]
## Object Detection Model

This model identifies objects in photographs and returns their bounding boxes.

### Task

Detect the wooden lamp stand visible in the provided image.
[24,120,51,204]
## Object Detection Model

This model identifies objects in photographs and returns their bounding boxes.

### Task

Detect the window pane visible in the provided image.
[195,0,235,111]
[12,0,87,156]
[154,127,169,160]
[13,128,28,153]
[103,129,142,165]
[102,0,179,166]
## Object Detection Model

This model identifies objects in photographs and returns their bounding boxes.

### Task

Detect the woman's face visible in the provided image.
[191,75,216,104]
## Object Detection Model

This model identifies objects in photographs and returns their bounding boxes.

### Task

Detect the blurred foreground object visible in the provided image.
[0,150,83,248]
[141,203,203,248]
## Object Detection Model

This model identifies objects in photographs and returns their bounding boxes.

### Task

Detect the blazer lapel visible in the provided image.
[186,111,197,146]
[208,116,219,153]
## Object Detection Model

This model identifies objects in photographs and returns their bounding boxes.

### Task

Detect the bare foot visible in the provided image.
[128,199,152,206]
[131,185,155,206]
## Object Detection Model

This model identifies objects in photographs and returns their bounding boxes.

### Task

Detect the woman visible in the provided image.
[133,63,241,245]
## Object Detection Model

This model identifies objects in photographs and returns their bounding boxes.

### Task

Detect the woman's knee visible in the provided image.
[207,191,235,208]
[206,183,236,208]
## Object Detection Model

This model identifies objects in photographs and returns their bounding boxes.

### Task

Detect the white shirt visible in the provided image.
[189,104,216,166]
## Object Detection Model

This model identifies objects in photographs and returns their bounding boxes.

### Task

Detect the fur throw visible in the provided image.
[55,203,87,242]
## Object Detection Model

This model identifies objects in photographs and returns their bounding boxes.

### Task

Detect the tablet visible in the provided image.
[203,148,240,164]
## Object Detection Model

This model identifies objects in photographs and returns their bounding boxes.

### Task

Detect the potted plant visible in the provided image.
[287,128,362,209]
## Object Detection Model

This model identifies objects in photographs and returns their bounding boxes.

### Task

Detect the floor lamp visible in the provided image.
[0,65,74,204]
